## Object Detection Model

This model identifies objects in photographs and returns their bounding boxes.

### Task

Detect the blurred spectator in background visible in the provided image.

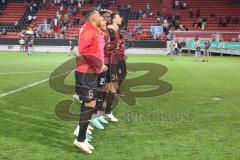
[14,21,20,30]
[127,4,131,11]
[196,9,201,18]
[142,11,147,18]
[203,39,211,62]
[201,17,207,30]
[138,8,143,17]
[149,10,154,18]
[78,0,82,8]
[180,1,187,9]
[54,32,58,39]
[28,3,33,12]
[24,37,29,53]
[19,38,25,52]
[194,37,201,62]
[147,2,150,11]
[33,2,37,11]
[219,18,227,27]
[60,4,64,12]
[2,27,7,35]
[169,41,175,55]
[69,40,74,56]
[175,0,180,8]
[222,18,227,27]
[157,16,161,25]
[19,29,26,38]
[28,39,34,56]
[59,32,65,39]
[229,0,240,6]
[54,17,58,26]
[157,9,161,17]
[179,24,185,31]
[174,39,179,55]
[163,19,170,33]
[177,39,183,56]
[27,14,32,25]
[160,33,167,41]
[189,9,193,18]
[68,6,73,16]
[182,2,187,9]
[134,24,143,35]
[210,13,215,19]
[42,0,47,11]
[33,15,37,21]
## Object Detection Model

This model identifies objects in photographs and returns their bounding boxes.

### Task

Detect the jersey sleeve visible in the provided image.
[77,26,103,73]
[78,27,94,55]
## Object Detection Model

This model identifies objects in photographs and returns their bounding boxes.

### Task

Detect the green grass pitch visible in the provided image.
[0,52,239,160]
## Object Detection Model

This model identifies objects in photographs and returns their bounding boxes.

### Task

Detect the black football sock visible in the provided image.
[105,92,115,114]
[91,99,103,119]
[96,99,105,111]
[118,62,127,88]
[77,104,94,142]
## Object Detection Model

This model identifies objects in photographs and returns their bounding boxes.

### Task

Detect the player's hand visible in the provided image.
[101,65,108,72]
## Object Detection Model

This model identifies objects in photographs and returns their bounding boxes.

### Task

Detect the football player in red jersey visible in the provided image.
[90,10,121,124]
[73,9,107,154]
[91,10,113,127]
[73,10,112,147]
[88,11,112,129]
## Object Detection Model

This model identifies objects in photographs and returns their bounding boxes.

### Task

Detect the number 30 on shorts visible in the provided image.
[111,74,118,81]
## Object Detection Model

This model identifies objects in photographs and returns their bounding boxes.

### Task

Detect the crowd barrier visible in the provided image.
[0,38,167,48]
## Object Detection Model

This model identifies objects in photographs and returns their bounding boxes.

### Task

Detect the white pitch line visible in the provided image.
[0,78,49,97]
[0,70,73,98]
[0,71,52,75]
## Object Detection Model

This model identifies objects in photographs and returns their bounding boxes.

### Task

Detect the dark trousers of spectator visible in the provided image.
[174,48,178,55]
[189,13,193,18]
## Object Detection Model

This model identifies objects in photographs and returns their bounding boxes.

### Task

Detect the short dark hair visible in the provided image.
[110,12,120,24]
[99,10,110,16]
[82,9,97,20]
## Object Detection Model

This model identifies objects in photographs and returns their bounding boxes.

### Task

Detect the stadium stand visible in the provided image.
[0,2,27,36]
[64,2,95,39]
[0,0,239,41]
[0,3,27,23]
[0,1,39,35]
[34,5,59,27]
[0,2,7,12]
[174,0,240,31]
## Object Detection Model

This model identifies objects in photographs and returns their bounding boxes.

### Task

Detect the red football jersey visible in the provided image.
[105,28,119,64]
[103,30,111,64]
[76,22,105,74]
[117,32,126,61]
